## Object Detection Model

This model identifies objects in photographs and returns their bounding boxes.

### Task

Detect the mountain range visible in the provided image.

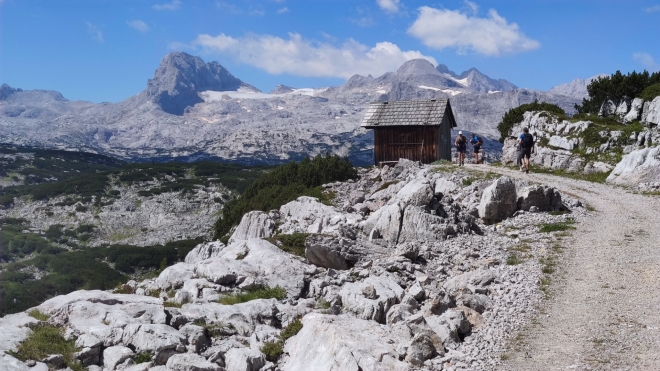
[0,52,585,165]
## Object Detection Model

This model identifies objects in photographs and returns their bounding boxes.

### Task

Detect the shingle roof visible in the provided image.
[360,99,456,128]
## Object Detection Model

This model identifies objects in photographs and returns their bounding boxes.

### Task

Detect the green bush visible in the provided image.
[134,352,152,364]
[640,83,660,102]
[497,101,566,143]
[261,318,303,362]
[214,154,356,240]
[218,286,286,305]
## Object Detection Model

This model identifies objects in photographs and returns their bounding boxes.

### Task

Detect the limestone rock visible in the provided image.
[228,211,274,243]
[424,308,470,349]
[642,96,660,126]
[615,97,630,119]
[404,333,438,365]
[598,99,618,117]
[624,97,644,123]
[282,313,410,371]
[339,273,404,323]
[516,185,562,212]
[607,146,660,185]
[548,135,578,151]
[385,304,415,325]
[362,202,404,244]
[224,348,265,371]
[154,263,196,291]
[166,353,222,371]
[121,324,186,364]
[194,239,309,297]
[398,206,453,243]
[393,178,433,207]
[185,241,225,264]
[278,197,361,237]
[443,270,498,296]
[103,346,134,370]
[433,178,458,196]
[179,299,279,337]
[477,177,517,224]
[305,234,360,270]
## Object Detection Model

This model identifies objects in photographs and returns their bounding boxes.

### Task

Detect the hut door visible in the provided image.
[392,131,422,161]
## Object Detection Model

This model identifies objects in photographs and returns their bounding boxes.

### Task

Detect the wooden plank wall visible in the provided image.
[374,126,442,164]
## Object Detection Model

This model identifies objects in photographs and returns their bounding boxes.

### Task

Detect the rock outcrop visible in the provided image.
[478,177,517,224]
[606,146,660,185]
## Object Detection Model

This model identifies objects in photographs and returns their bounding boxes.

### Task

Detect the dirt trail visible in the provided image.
[467,165,660,370]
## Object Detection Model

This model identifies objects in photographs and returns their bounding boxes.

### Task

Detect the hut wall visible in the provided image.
[373,126,442,164]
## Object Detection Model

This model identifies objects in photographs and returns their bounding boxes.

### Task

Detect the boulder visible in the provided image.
[339,273,404,323]
[362,202,404,244]
[194,239,310,297]
[121,324,186,365]
[278,197,361,236]
[433,178,458,196]
[607,146,660,185]
[642,96,660,126]
[224,348,265,371]
[548,135,578,151]
[228,211,274,243]
[398,206,453,243]
[154,263,196,291]
[516,185,562,212]
[179,299,279,337]
[185,241,225,264]
[623,97,644,124]
[424,308,471,349]
[178,324,209,352]
[457,293,492,314]
[457,306,487,331]
[392,178,434,207]
[103,346,134,370]
[404,333,438,366]
[598,99,617,117]
[443,270,498,296]
[615,97,630,119]
[0,312,40,355]
[166,353,222,371]
[385,304,415,324]
[282,313,410,371]
[477,177,517,224]
[305,234,360,270]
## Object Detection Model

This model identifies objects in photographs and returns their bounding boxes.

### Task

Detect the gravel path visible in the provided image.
[467,165,660,370]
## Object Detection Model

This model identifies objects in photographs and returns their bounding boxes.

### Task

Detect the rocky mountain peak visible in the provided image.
[145,52,257,115]
[0,83,23,100]
[270,85,295,94]
[395,59,441,76]
[548,74,607,98]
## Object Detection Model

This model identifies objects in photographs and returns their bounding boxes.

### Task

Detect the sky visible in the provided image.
[1,0,659,103]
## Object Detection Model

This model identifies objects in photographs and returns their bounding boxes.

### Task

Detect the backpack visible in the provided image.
[456,135,466,145]
[475,136,483,145]
[521,133,534,149]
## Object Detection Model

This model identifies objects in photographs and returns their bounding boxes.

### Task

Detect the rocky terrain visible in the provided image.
[501,95,660,187]
[0,159,588,371]
[0,53,582,166]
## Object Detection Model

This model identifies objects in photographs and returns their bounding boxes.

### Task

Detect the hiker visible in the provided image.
[517,127,535,173]
[470,133,484,164]
[455,131,467,166]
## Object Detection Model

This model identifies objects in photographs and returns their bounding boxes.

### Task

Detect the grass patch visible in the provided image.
[266,233,309,257]
[218,285,286,305]
[539,256,557,274]
[8,324,83,371]
[163,301,183,308]
[375,180,400,192]
[506,254,524,265]
[539,219,576,233]
[508,244,530,253]
[261,318,303,362]
[316,299,331,310]
[28,309,50,321]
[134,352,152,364]
[530,167,612,184]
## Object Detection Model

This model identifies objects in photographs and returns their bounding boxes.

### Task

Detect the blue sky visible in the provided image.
[1,0,659,103]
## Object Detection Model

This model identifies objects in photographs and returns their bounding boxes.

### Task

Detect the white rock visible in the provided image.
[185,241,225,264]
[0,312,39,355]
[548,135,578,151]
[103,346,134,370]
[194,239,309,297]
[224,348,265,371]
[598,99,617,117]
[362,202,403,244]
[339,273,404,323]
[642,96,660,126]
[228,211,275,243]
[393,178,433,207]
[398,206,451,243]
[278,197,361,236]
[154,263,196,291]
[477,177,517,224]
[166,353,222,371]
[516,185,562,212]
[607,146,660,185]
[623,97,644,123]
[425,308,470,349]
[615,98,630,119]
[282,313,410,371]
[179,299,278,337]
[433,178,457,196]
[121,324,186,365]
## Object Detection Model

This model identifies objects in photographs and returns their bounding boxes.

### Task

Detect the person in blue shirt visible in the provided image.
[517,127,535,173]
[470,133,483,164]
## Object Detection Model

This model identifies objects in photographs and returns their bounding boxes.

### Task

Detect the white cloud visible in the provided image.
[407,6,540,56]
[376,0,400,13]
[464,0,478,15]
[193,32,437,79]
[153,0,181,11]
[644,5,660,12]
[86,22,104,42]
[277,7,289,14]
[127,20,149,33]
[633,52,660,71]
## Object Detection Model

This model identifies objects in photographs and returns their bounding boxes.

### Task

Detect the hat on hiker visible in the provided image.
[458,131,463,134]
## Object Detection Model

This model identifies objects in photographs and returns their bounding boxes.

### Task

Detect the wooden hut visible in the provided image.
[361,99,457,165]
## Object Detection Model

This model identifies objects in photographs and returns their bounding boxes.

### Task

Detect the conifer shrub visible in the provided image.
[640,83,660,102]
[214,154,356,240]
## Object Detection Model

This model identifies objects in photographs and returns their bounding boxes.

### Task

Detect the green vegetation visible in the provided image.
[214,154,356,240]
[261,318,303,362]
[530,167,612,184]
[640,83,660,102]
[539,256,557,274]
[28,309,50,321]
[266,233,310,257]
[218,285,286,305]
[193,319,238,338]
[575,70,660,114]
[8,324,83,371]
[506,254,523,265]
[497,101,566,142]
[539,219,576,233]
[134,352,152,364]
